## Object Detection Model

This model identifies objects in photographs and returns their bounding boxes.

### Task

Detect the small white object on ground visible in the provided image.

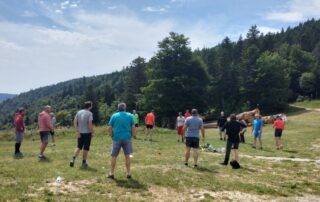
[129,154,133,158]
[56,176,62,183]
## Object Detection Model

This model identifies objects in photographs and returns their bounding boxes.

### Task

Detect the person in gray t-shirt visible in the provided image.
[70,101,94,168]
[183,109,205,167]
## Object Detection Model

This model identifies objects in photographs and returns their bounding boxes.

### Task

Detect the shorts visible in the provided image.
[253,131,262,138]
[185,137,199,148]
[218,127,225,132]
[40,131,50,143]
[146,124,154,129]
[177,126,183,135]
[275,129,282,137]
[111,140,132,157]
[77,133,92,151]
[15,131,24,143]
[135,124,139,128]
[231,141,240,149]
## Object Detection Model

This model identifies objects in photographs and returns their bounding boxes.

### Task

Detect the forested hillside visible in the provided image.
[1,19,320,129]
[0,94,16,103]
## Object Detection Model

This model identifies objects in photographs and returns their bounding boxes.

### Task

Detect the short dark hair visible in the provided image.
[230,114,236,121]
[84,101,92,109]
[118,103,126,111]
[18,107,25,113]
[191,109,198,115]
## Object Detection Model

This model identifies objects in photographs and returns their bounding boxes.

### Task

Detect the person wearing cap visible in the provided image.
[50,112,56,146]
[183,109,205,167]
[220,114,247,167]
[273,116,285,150]
[14,107,26,158]
[38,105,54,160]
[252,113,263,149]
[107,103,135,179]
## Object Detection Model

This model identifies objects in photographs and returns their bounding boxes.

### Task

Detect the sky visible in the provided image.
[1,0,320,94]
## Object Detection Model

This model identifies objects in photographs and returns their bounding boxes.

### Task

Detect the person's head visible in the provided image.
[186,109,189,113]
[254,113,260,119]
[178,112,182,116]
[276,115,282,120]
[221,111,224,116]
[50,112,55,117]
[18,107,25,115]
[151,109,154,114]
[191,109,198,116]
[230,114,236,121]
[44,105,51,113]
[118,103,126,112]
[84,101,93,110]
[133,110,136,114]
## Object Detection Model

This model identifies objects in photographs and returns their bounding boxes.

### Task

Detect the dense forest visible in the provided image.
[1,19,320,129]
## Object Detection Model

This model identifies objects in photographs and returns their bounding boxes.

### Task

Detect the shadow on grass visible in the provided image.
[283,150,299,154]
[39,158,51,163]
[194,166,219,174]
[241,167,257,173]
[113,178,147,190]
[80,167,98,172]
[286,106,308,116]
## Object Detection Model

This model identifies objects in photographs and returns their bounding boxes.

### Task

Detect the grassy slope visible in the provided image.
[292,99,320,109]
[0,110,320,201]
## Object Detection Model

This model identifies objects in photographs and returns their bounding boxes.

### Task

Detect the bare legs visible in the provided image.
[109,155,131,176]
[185,147,198,166]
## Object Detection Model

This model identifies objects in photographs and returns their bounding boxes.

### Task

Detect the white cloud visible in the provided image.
[55,9,62,13]
[266,0,320,22]
[60,1,70,9]
[70,4,78,8]
[0,40,24,51]
[142,6,167,13]
[258,26,280,34]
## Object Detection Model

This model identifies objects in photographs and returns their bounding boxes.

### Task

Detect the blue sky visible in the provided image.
[1,0,320,94]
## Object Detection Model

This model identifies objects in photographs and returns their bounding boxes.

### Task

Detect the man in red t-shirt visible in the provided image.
[184,109,191,119]
[14,108,26,158]
[273,116,285,150]
[145,110,155,141]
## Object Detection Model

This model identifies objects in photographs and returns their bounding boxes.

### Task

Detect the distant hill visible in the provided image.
[1,19,320,129]
[0,93,16,103]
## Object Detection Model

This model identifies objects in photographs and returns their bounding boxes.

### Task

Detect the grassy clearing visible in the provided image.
[0,110,320,201]
[292,99,320,109]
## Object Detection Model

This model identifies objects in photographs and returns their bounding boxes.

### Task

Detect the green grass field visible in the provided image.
[292,99,320,109]
[1,109,320,201]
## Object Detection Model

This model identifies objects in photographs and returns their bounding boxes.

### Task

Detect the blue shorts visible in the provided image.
[111,140,132,157]
[253,131,262,138]
[16,132,24,143]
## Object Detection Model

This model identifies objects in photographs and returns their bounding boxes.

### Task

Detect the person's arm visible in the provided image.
[108,126,113,137]
[73,115,80,138]
[200,125,205,142]
[153,116,155,126]
[131,125,136,138]
[46,115,53,132]
[88,120,94,137]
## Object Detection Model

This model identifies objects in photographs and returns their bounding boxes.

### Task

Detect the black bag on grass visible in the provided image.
[230,160,241,169]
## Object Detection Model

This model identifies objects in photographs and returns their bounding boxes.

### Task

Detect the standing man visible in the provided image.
[220,114,246,167]
[184,109,191,119]
[145,110,155,141]
[252,113,263,150]
[176,112,185,142]
[217,111,227,141]
[14,108,26,158]
[50,112,56,146]
[38,105,54,160]
[183,109,205,167]
[108,103,135,179]
[132,110,139,139]
[70,101,94,168]
[273,116,285,150]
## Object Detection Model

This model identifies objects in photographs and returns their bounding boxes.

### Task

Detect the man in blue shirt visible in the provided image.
[108,103,135,179]
[183,109,205,167]
[252,113,263,150]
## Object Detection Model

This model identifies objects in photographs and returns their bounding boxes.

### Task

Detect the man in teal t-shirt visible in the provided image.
[108,103,135,179]
[252,113,263,150]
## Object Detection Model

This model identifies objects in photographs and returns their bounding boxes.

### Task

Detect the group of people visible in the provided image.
[13,102,285,178]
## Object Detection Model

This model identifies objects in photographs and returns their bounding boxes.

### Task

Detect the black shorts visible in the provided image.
[146,124,153,129]
[40,131,50,143]
[77,133,92,151]
[231,141,240,149]
[135,124,139,128]
[185,137,199,148]
[275,129,282,137]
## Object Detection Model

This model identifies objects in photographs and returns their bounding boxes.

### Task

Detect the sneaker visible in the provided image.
[70,160,74,167]
[252,145,256,149]
[38,155,46,160]
[81,162,88,168]
[194,164,198,168]
[279,145,283,150]
[260,147,263,150]
[177,139,180,142]
[220,138,223,141]
[184,162,188,166]
[107,174,114,179]
[127,174,132,179]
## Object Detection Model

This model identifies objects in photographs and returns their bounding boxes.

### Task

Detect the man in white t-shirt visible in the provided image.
[176,112,186,142]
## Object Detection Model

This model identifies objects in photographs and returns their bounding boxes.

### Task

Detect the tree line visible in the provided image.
[1,19,320,129]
